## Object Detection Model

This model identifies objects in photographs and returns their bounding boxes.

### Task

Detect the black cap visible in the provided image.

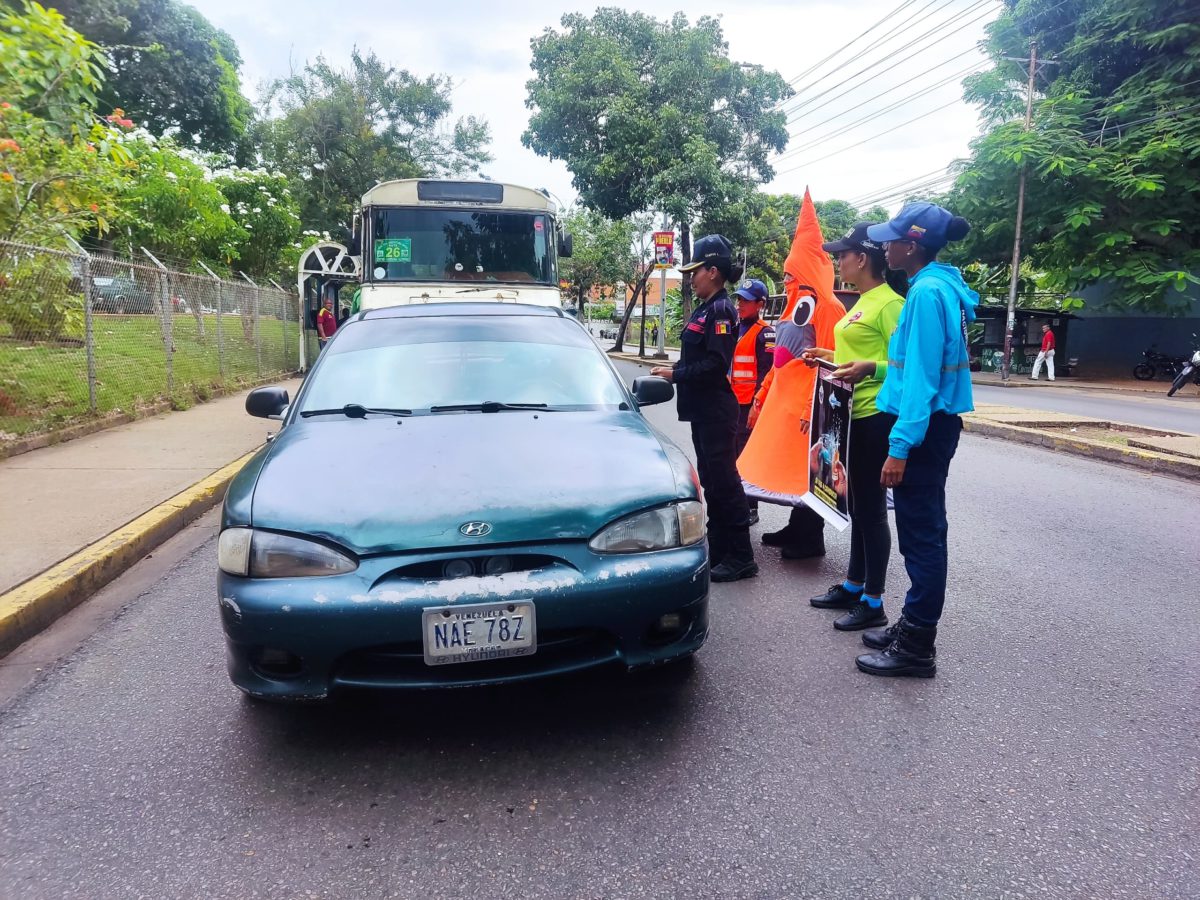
[679,234,733,272]
[822,222,884,255]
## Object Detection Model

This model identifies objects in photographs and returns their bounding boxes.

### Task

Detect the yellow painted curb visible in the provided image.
[0,450,259,656]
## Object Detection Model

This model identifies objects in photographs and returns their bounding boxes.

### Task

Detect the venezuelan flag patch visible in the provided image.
[715,321,729,335]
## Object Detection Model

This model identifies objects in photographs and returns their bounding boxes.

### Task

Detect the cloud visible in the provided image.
[191,0,997,214]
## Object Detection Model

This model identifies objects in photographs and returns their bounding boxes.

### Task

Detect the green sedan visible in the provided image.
[217,303,709,701]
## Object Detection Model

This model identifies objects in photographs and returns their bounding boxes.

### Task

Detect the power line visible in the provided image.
[785,45,983,134]
[778,61,986,161]
[778,0,951,114]
[774,96,965,177]
[851,170,961,206]
[779,0,920,90]
[781,0,999,119]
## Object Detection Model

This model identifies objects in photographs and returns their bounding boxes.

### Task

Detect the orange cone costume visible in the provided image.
[738,190,845,505]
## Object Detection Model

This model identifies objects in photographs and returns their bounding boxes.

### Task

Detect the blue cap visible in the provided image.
[734,278,768,302]
[867,202,956,250]
[679,234,733,272]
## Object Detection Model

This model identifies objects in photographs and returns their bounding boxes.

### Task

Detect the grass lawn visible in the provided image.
[0,313,301,438]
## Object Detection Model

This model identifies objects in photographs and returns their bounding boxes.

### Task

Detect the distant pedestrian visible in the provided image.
[854,202,975,678]
[651,234,758,583]
[729,278,775,526]
[1031,323,1056,381]
[651,323,659,346]
[317,295,338,351]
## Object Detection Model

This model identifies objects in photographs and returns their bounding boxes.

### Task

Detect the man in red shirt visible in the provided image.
[317,295,338,351]
[1031,323,1055,381]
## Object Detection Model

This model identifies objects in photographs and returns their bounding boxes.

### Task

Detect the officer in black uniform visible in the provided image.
[651,235,758,582]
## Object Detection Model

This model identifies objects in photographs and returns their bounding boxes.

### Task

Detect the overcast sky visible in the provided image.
[189,0,1001,215]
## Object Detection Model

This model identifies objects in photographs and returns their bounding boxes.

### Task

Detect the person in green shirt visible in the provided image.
[803,223,907,631]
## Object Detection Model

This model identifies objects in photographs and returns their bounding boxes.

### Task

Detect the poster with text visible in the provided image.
[801,364,853,530]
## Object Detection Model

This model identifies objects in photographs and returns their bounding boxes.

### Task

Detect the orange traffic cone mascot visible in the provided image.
[738,190,846,558]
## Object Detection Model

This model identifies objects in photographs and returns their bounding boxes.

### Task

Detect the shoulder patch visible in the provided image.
[715,321,729,335]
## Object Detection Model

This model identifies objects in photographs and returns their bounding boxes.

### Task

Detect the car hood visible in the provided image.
[246,410,688,555]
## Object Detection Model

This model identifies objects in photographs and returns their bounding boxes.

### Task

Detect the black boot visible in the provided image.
[856,618,937,678]
[761,524,798,547]
[863,614,937,654]
[834,599,887,631]
[810,583,860,609]
[710,557,759,582]
[780,540,826,560]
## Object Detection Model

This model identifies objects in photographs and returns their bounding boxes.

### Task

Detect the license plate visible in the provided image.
[422,601,536,666]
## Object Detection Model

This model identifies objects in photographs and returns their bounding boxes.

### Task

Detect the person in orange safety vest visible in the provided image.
[730,279,776,525]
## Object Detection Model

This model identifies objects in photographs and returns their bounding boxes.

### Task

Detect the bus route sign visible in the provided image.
[374,238,412,263]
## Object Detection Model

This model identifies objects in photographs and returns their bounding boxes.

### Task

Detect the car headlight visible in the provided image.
[218,527,358,577]
[589,501,705,553]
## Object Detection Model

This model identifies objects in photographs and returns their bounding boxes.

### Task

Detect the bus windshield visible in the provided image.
[371,208,555,285]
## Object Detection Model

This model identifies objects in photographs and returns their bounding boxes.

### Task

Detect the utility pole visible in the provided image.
[1001,41,1038,384]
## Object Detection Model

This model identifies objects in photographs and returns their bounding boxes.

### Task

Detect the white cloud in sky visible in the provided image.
[190,0,999,214]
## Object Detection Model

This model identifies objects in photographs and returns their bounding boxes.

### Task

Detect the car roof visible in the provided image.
[356,302,569,323]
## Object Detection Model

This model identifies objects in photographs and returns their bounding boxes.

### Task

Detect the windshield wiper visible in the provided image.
[455,285,517,294]
[300,404,412,419]
[430,401,552,414]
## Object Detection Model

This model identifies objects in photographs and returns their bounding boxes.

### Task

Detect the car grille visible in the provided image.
[332,628,619,688]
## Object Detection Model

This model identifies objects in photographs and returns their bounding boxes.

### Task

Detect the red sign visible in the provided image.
[653,231,675,270]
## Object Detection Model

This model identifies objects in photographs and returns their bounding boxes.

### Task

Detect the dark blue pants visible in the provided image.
[892,413,962,627]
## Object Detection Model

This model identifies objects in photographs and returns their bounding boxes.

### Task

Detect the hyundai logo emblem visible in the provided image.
[459,521,492,537]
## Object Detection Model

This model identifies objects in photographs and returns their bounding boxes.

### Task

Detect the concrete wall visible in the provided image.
[1069,281,1200,377]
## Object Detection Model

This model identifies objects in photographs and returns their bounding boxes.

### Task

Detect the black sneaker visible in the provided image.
[834,599,887,631]
[810,583,860,609]
[710,559,759,583]
[747,509,760,526]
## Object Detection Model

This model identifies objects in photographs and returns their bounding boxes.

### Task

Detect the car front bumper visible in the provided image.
[219,542,709,700]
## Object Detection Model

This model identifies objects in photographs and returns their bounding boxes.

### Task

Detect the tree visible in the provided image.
[0,2,127,246]
[257,49,492,236]
[947,0,1200,310]
[523,8,791,318]
[49,0,253,153]
[559,207,639,313]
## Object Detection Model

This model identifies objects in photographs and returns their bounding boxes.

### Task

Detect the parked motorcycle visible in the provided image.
[1133,346,1186,381]
[1168,338,1200,397]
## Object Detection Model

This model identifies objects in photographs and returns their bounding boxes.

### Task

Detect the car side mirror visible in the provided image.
[558,232,573,258]
[246,386,290,420]
[631,376,673,407]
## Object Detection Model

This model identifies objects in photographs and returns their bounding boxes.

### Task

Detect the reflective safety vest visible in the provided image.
[730,320,766,404]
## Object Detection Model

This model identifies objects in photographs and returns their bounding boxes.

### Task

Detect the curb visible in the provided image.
[963,419,1200,481]
[969,377,1184,398]
[0,450,258,657]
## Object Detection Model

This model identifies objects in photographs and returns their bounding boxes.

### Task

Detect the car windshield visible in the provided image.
[298,315,627,413]
[371,207,555,285]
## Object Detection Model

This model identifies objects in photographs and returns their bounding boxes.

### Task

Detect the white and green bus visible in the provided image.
[296,179,573,366]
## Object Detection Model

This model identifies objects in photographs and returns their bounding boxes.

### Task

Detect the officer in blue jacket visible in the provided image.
[651,235,757,582]
[853,203,975,678]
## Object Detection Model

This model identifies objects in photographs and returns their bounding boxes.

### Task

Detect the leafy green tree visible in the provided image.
[559,207,639,312]
[109,136,241,265]
[49,0,253,153]
[0,2,130,246]
[213,166,302,279]
[948,0,1200,310]
[523,8,791,317]
[257,50,492,236]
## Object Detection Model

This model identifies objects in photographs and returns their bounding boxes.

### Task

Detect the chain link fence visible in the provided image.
[0,239,301,441]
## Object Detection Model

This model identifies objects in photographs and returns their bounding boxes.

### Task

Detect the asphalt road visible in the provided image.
[973,383,1200,433]
[1,359,1197,899]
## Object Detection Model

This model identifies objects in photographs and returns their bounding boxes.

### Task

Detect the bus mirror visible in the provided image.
[559,232,574,258]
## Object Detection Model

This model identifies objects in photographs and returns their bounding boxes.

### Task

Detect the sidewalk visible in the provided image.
[0,378,301,596]
[969,371,1186,396]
